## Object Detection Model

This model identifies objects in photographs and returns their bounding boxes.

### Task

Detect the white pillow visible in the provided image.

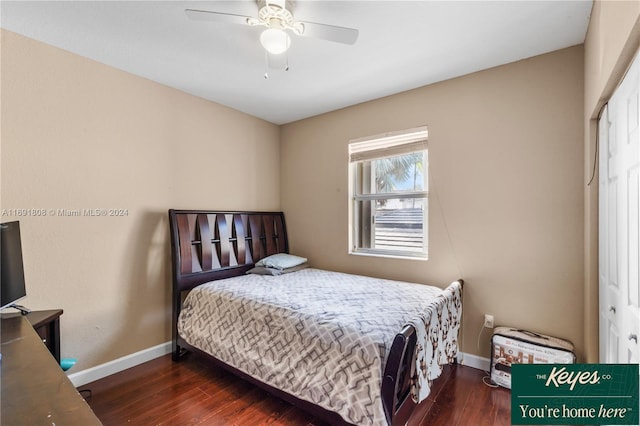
[255,253,307,270]
[246,263,309,276]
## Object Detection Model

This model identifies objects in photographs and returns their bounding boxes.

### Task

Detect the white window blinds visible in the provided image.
[349,126,428,163]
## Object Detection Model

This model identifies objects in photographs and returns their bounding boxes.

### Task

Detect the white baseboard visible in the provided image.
[458,351,491,372]
[67,341,172,387]
[66,343,488,388]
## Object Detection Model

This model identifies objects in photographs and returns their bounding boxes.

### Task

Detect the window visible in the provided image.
[349,126,428,259]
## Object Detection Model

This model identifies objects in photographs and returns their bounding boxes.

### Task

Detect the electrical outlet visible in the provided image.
[483,314,494,328]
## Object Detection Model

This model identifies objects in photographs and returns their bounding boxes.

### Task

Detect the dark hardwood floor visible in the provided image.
[78,353,511,425]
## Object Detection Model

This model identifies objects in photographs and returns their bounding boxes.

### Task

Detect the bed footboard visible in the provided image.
[382,324,418,425]
[382,278,463,425]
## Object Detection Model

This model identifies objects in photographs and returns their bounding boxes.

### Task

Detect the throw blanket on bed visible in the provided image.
[178,268,462,425]
[409,282,462,403]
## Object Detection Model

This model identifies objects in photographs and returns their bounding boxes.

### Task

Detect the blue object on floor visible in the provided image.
[60,357,77,371]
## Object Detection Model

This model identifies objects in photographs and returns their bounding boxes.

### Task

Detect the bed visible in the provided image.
[169,210,463,425]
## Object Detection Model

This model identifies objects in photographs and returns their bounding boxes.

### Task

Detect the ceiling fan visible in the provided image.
[185,0,359,56]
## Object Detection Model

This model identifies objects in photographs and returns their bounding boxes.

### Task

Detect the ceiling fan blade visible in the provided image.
[297,21,359,45]
[185,9,252,26]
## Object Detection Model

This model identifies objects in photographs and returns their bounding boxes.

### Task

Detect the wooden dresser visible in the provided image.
[1,315,102,424]
[2,309,63,362]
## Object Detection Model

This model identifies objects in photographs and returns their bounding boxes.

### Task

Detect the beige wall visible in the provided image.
[5,5,629,371]
[0,30,280,371]
[281,46,585,360]
[583,1,640,362]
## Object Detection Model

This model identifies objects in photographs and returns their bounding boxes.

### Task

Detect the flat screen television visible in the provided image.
[1,221,27,310]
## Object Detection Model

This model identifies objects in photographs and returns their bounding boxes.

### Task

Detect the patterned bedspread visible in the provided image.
[178,268,462,425]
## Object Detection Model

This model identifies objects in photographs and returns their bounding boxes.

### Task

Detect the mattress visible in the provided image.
[178,268,462,425]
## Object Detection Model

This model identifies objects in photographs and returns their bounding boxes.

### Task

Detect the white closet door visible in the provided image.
[599,51,640,364]
[599,103,619,363]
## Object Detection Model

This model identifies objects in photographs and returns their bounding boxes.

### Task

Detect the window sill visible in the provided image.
[349,250,428,261]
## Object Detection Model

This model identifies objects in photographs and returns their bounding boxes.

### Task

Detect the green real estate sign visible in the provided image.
[511,364,639,425]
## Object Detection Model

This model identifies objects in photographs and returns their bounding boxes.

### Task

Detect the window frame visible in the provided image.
[348,126,429,260]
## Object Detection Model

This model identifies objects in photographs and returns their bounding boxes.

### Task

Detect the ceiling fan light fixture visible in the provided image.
[260,28,291,54]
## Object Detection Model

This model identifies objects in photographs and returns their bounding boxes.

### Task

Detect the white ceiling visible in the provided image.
[1,1,592,125]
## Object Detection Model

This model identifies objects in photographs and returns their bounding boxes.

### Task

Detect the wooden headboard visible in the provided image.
[168,209,289,361]
[168,210,288,292]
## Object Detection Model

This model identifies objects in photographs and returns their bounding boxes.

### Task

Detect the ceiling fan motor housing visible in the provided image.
[256,0,304,35]
[258,0,295,13]
[258,0,294,24]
